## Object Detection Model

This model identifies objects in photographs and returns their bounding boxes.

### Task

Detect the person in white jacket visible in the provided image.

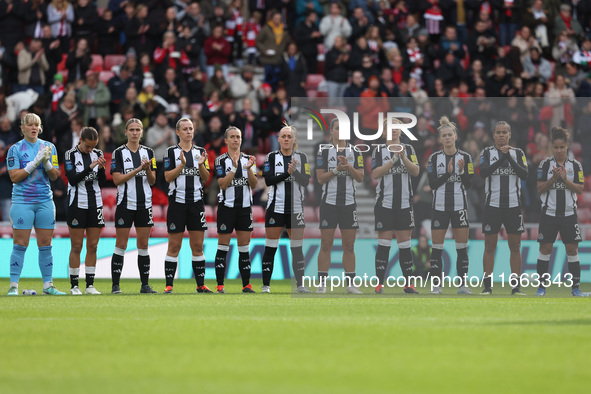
[319,2,351,50]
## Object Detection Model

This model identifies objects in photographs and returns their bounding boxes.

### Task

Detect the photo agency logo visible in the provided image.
[303,108,419,152]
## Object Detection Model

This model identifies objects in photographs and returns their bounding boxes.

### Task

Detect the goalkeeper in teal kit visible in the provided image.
[6,113,66,295]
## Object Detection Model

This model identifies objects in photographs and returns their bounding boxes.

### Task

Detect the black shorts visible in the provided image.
[67,206,105,228]
[374,205,415,231]
[115,205,154,228]
[167,199,207,233]
[538,213,582,244]
[482,206,524,234]
[431,209,469,230]
[319,203,358,230]
[217,205,253,233]
[265,210,306,229]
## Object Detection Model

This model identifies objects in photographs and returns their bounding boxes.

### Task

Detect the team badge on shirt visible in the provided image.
[72,219,79,226]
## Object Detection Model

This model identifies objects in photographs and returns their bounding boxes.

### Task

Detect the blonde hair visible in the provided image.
[224,126,241,139]
[437,116,458,135]
[279,122,298,151]
[21,113,43,135]
[125,118,143,130]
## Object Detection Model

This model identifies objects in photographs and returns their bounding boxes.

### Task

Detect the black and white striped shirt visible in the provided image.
[538,156,584,217]
[65,147,106,209]
[478,146,528,208]
[372,144,418,210]
[264,150,311,214]
[427,149,473,212]
[164,145,209,203]
[316,144,364,206]
[215,152,253,208]
[110,144,156,210]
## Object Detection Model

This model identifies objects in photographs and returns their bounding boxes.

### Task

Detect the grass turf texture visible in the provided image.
[1,279,590,393]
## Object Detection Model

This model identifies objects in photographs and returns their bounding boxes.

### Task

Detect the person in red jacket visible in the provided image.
[203,25,231,78]
[153,31,190,78]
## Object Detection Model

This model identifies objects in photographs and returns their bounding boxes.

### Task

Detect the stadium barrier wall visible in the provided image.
[1,239,590,282]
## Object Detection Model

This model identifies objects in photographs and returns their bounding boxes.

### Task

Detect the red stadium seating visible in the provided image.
[102,188,117,207]
[252,205,265,222]
[306,74,325,91]
[152,205,165,222]
[304,206,318,222]
[99,71,115,84]
[251,227,266,238]
[90,54,104,71]
[103,205,115,221]
[256,154,266,168]
[205,204,215,222]
[104,55,126,71]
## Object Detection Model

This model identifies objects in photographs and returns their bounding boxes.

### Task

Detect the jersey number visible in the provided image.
[200,212,206,224]
[459,209,467,226]
[97,208,104,225]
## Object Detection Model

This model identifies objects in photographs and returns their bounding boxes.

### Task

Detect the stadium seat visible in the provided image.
[252,205,265,222]
[104,54,126,71]
[102,188,117,207]
[90,54,104,71]
[205,204,215,222]
[103,205,115,221]
[152,205,164,222]
[306,74,325,91]
[304,206,318,222]
[578,208,591,223]
[99,71,115,84]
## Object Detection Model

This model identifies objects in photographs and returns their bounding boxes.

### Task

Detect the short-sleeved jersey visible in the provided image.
[427,149,473,212]
[164,145,209,203]
[65,146,105,209]
[479,146,528,208]
[538,156,584,217]
[7,139,58,204]
[371,143,418,210]
[316,144,364,206]
[264,150,310,214]
[110,144,156,210]
[215,152,253,208]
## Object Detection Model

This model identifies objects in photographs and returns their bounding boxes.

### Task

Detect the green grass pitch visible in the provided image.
[1,279,590,393]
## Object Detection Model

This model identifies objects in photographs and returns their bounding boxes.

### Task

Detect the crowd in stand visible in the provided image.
[1,0,591,224]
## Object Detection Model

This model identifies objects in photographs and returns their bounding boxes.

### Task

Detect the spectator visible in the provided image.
[23,0,48,40]
[0,115,18,146]
[485,63,512,97]
[125,3,152,55]
[319,2,351,50]
[544,74,576,129]
[572,36,591,72]
[350,6,369,42]
[0,0,25,52]
[467,19,498,70]
[495,0,522,47]
[437,25,465,62]
[107,65,135,115]
[119,86,147,121]
[73,0,97,43]
[577,100,591,174]
[50,73,64,112]
[344,70,365,98]
[53,92,79,141]
[158,6,178,37]
[553,4,583,40]
[563,62,586,90]
[256,11,291,89]
[138,75,156,104]
[153,31,190,77]
[47,0,75,53]
[242,9,262,65]
[398,14,421,45]
[112,105,134,145]
[145,110,174,191]
[511,25,542,64]
[522,47,553,84]
[204,64,231,101]
[523,0,551,49]
[295,9,321,73]
[179,1,210,39]
[423,0,444,44]
[98,123,117,153]
[437,51,465,90]
[65,38,91,82]
[187,68,205,105]
[58,115,83,160]
[176,25,202,71]
[97,9,118,57]
[365,25,387,67]
[156,67,187,104]
[17,38,49,95]
[40,25,62,91]
[552,30,580,72]
[203,25,230,77]
[201,90,221,122]
[349,36,371,70]
[231,64,267,114]
[324,35,352,107]
[359,54,379,83]
[280,43,308,99]
[265,87,290,152]
[233,98,260,155]
[77,71,111,128]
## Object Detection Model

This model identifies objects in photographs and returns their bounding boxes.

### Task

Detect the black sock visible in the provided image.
[568,261,581,289]
[164,257,177,287]
[510,273,520,290]
[70,268,79,288]
[138,254,150,286]
[239,251,251,287]
[483,276,492,289]
[262,246,277,286]
[215,248,228,286]
[399,247,414,285]
[456,248,469,286]
[192,256,206,287]
[345,272,356,287]
[318,271,328,287]
[85,266,95,287]
[430,248,443,284]
[291,246,305,287]
[537,259,549,289]
[111,253,124,286]
[375,244,390,285]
